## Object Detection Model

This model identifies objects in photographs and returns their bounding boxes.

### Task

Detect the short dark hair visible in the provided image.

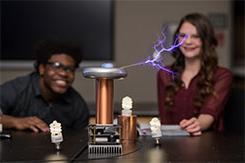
[34,39,83,71]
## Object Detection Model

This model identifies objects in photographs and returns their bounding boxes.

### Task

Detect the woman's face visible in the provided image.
[178,22,202,59]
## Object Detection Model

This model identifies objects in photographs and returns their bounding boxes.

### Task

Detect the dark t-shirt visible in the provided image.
[0,72,89,128]
[157,67,233,132]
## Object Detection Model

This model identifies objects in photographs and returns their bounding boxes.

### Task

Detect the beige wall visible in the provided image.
[0,0,232,104]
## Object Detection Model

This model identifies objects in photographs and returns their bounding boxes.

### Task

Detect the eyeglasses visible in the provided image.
[47,61,76,73]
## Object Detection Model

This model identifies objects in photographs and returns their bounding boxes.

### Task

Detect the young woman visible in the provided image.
[157,13,232,136]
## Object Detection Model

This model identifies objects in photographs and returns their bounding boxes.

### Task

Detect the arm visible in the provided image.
[0,114,49,132]
[0,78,49,132]
[180,68,233,136]
[71,95,90,129]
[180,114,214,136]
[157,70,170,124]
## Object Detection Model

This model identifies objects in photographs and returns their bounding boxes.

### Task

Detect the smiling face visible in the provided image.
[178,22,202,60]
[39,54,76,98]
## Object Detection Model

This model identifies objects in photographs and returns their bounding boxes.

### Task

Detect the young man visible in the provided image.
[0,40,89,132]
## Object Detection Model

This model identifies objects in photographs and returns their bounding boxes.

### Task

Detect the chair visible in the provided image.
[224,86,245,134]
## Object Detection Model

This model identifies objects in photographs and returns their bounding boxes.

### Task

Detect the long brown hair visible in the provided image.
[164,13,218,110]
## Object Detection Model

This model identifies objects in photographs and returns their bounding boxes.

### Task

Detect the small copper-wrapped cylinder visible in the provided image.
[96,78,114,124]
[118,115,137,141]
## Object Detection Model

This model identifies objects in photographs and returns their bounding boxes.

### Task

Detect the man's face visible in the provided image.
[39,54,76,95]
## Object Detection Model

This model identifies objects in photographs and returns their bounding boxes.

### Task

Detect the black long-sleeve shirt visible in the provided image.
[0,72,89,128]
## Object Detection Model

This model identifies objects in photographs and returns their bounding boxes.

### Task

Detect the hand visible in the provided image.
[13,116,49,132]
[179,117,202,136]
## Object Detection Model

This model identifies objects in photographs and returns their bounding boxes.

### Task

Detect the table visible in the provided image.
[1,129,244,162]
